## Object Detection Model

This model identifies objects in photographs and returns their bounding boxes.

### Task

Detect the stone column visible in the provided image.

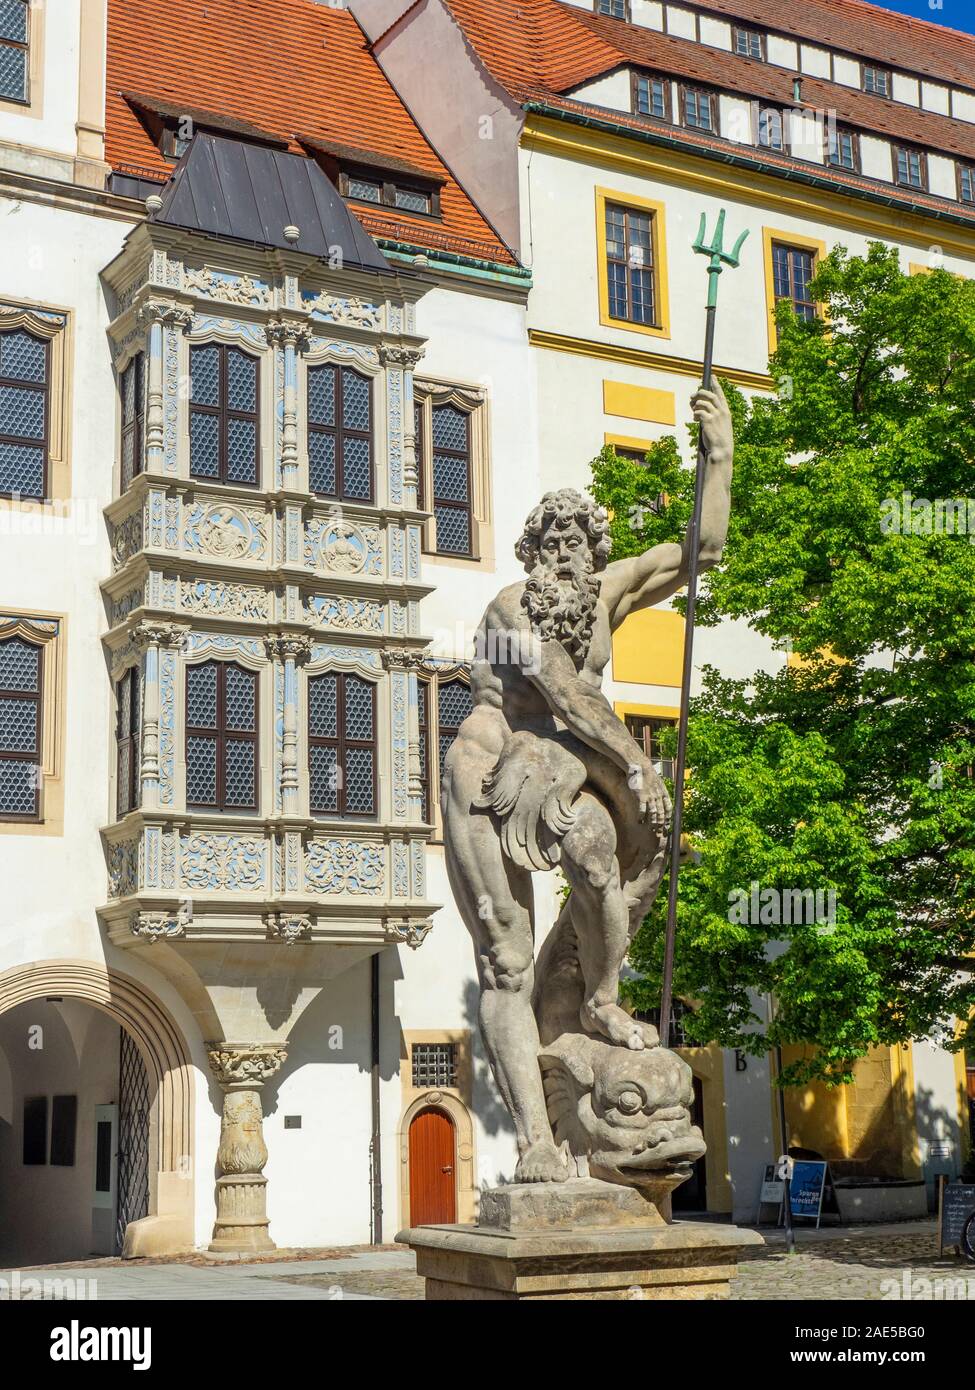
[207,1043,288,1254]
[379,344,424,508]
[132,621,184,811]
[138,302,192,476]
[268,319,311,490]
[266,632,312,816]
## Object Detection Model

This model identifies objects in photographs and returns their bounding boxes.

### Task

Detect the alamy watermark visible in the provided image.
[728,881,837,931]
[880,492,975,544]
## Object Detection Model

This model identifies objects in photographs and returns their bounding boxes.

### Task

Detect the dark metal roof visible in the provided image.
[151,133,392,270]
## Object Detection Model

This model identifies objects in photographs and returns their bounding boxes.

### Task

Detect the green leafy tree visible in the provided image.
[590,243,975,1084]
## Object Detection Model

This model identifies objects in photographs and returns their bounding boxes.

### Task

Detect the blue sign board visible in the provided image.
[790,1160,828,1222]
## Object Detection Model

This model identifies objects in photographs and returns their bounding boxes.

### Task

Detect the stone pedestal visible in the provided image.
[207,1043,288,1254]
[399,1180,763,1300]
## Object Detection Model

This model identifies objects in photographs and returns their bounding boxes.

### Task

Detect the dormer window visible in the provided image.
[596,0,628,17]
[681,86,717,135]
[299,136,443,219]
[894,145,927,192]
[960,165,975,205]
[826,126,859,173]
[733,27,764,62]
[756,106,786,152]
[633,74,668,121]
[863,65,891,98]
[122,93,288,163]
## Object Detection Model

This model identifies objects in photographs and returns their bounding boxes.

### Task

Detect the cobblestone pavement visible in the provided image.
[4,1222,972,1300]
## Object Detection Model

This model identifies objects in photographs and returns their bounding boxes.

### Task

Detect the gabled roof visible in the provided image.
[151,133,392,269]
[106,0,516,267]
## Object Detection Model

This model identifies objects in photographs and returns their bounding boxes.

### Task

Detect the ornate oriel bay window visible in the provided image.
[99,216,438,957]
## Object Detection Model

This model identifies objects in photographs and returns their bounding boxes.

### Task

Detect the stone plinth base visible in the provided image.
[398,1186,763,1299]
[208,1174,275,1254]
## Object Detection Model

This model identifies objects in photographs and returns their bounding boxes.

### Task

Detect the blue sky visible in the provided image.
[866,0,975,35]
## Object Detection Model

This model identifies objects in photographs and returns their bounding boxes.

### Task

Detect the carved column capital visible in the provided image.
[130,908,189,943]
[379,343,425,369]
[131,620,187,653]
[381,645,427,672]
[206,1043,289,1089]
[266,317,313,352]
[385,917,433,951]
[264,631,313,664]
[137,299,193,332]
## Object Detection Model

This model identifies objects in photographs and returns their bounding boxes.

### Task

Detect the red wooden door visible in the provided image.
[409,1107,456,1225]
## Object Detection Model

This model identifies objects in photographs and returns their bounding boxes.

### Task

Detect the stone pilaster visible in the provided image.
[131,621,185,810]
[207,1043,288,1254]
[265,632,313,815]
[137,301,193,475]
[267,319,312,489]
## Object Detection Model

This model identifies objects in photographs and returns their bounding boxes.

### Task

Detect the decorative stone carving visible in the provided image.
[136,299,194,333]
[107,839,140,898]
[264,631,313,663]
[131,620,186,653]
[130,908,189,943]
[111,512,143,571]
[184,267,271,308]
[180,833,267,891]
[265,318,312,351]
[303,290,380,329]
[305,839,385,895]
[308,595,383,632]
[265,912,312,945]
[184,502,269,561]
[207,1044,288,1087]
[305,517,383,576]
[385,918,433,951]
[379,343,424,369]
[443,401,734,1189]
[181,579,269,621]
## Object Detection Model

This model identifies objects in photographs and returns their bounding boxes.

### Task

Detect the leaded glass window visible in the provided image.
[307,364,373,502]
[771,243,818,323]
[394,187,430,214]
[0,326,48,499]
[634,74,667,121]
[185,661,258,810]
[120,353,145,491]
[437,677,473,789]
[0,634,41,820]
[431,403,472,557]
[116,666,141,818]
[308,672,376,817]
[189,343,260,485]
[605,203,655,326]
[0,1,28,104]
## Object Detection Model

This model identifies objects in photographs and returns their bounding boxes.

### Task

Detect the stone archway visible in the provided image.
[0,959,195,1255]
[399,1089,477,1227]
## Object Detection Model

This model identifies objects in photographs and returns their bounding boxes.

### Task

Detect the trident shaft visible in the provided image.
[658,209,748,1051]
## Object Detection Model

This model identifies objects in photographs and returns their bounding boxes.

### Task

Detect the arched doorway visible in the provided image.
[408,1107,456,1225]
[0,961,194,1262]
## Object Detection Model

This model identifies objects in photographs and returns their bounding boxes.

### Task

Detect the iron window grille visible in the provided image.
[0,325,49,500]
[412,1042,457,1089]
[0,1,28,105]
[0,634,42,820]
[436,677,474,790]
[625,713,676,780]
[863,65,891,98]
[894,145,927,191]
[826,127,859,173]
[185,661,258,811]
[189,342,260,485]
[771,242,818,322]
[681,86,717,134]
[120,353,145,491]
[638,998,692,1047]
[634,73,668,121]
[605,202,656,326]
[733,26,764,61]
[308,672,378,818]
[307,363,374,502]
[116,666,141,819]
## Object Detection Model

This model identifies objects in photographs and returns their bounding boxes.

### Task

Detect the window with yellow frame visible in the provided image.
[595,187,671,340]
[761,227,826,354]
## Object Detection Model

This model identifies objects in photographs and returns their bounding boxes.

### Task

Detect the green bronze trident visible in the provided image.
[658,209,748,1051]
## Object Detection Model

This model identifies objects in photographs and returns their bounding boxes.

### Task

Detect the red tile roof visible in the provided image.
[106,0,516,266]
[443,0,975,211]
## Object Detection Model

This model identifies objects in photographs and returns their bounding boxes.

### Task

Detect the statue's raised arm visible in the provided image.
[600,380,734,631]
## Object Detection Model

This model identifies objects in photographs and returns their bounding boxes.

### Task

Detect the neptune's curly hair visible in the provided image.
[514,488,612,574]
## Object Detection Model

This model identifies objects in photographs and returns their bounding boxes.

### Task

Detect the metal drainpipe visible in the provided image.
[370,951,383,1245]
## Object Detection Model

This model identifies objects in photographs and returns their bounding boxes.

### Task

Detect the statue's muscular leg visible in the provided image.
[444,805,567,1183]
[561,795,658,1050]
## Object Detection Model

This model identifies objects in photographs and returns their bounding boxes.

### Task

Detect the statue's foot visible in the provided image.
[581,1000,659,1051]
[515,1140,569,1183]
